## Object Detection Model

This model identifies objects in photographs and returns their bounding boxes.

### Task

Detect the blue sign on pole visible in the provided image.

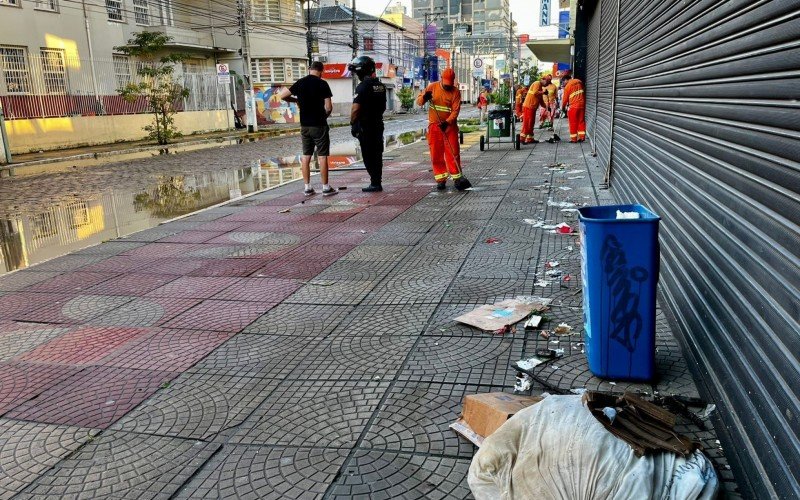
[540,0,551,27]
[428,56,439,82]
[558,10,570,38]
[413,57,425,79]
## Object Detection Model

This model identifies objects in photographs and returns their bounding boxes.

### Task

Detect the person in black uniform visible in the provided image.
[348,56,387,192]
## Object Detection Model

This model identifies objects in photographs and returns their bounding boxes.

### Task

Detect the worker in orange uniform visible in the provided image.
[540,75,558,129]
[514,84,528,120]
[561,73,586,142]
[520,79,543,144]
[417,68,471,190]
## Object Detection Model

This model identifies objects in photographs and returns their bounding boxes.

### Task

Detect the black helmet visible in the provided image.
[348,56,376,80]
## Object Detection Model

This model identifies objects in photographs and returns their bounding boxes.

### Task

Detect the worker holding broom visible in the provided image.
[520,78,543,144]
[417,68,471,191]
[561,73,586,142]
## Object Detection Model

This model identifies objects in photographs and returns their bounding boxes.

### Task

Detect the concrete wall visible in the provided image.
[5,110,234,154]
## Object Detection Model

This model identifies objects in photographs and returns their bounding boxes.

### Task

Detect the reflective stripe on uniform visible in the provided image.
[434,173,449,180]
[431,105,452,112]
[451,172,462,180]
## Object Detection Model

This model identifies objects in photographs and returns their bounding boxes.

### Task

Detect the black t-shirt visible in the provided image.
[353,77,387,127]
[289,75,333,127]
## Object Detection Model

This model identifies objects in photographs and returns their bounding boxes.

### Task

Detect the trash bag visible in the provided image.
[488,109,511,120]
[468,395,718,500]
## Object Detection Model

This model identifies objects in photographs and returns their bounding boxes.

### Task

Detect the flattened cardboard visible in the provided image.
[454,298,551,332]
[460,392,543,439]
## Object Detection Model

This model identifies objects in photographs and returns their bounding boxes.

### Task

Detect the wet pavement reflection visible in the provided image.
[0,129,426,274]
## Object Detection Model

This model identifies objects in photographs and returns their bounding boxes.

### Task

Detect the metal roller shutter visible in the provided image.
[592,0,618,168]
[609,0,800,496]
[584,0,602,142]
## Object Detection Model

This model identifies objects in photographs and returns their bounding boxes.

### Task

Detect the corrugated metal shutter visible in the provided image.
[603,0,800,497]
[593,0,618,167]
[584,0,601,142]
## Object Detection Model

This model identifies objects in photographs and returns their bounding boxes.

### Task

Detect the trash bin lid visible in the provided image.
[577,204,660,222]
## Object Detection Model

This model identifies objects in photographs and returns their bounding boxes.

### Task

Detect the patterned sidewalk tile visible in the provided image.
[18,326,149,366]
[231,380,389,447]
[112,372,278,439]
[187,258,269,278]
[399,335,523,386]
[189,334,323,380]
[157,230,227,244]
[134,258,212,276]
[175,445,349,499]
[244,304,353,337]
[186,243,292,260]
[97,328,231,371]
[23,272,119,294]
[0,362,82,415]
[162,300,274,332]
[0,293,71,321]
[293,335,417,381]
[0,271,62,293]
[331,304,437,337]
[209,277,302,303]
[362,382,498,458]
[0,323,71,363]
[0,419,99,499]
[146,276,241,299]
[121,242,196,259]
[283,280,379,306]
[327,450,472,499]
[443,277,538,305]
[84,273,178,296]
[17,431,218,499]
[7,366,177,428]
[89,297,202,328]
[15,294,136,325]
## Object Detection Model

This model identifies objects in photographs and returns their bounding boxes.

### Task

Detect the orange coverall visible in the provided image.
[540,82,558,124]
[562,78,586,142]
[417,82,462,182]
[521,81,543,143]
[514,86,528,119]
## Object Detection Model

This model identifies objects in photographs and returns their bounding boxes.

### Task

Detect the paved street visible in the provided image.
[0,130,735,498]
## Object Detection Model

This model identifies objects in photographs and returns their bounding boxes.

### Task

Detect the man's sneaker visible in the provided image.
[436,181,447,191]
[362,185,383,192]
[304,187,316,196]
[322,186,338,196]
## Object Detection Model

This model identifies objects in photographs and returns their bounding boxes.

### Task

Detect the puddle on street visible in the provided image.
[0,130,425,274]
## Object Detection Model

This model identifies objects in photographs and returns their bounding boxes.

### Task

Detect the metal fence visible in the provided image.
[0,51,229,120]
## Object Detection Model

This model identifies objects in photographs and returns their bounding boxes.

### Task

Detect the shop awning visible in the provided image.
[526,38,573,63]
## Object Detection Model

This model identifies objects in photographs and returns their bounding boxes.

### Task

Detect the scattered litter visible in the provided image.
[515,357,547,370]
[554,323,572,335]
[522,219,557,230]
[546,260,559,268]
[567,245,574,251]
[359,230,367,234]
[608,381,617,386]
[558,186,572,191]
[568,176,585,180]
[523,315,542,329]
[464,187,486,191]
[540,330,551,340]
[451,393,543,447]
[548,199,577,209]
[603,407,618,424]
[374,376,381,380]
[339,186,348,190]
[278,208,291,213]
[494,324,515,335]
[545,162,567,169]
[701,404,716,419]
[560,208,579,214]
[616,210,640,219]
[484,237,502,244]
[515,296,552,308]
[545,269,563,278]
[454,297,551,332]
[535,280,551,287]
[515,373,534,393]
[566,169,583,174]
[554,222,573,234]
[570,388,588,395]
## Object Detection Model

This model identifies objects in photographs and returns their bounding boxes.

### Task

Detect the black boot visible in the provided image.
[454,177,472,191]
[436,181,447,191]
[362,184,383,192]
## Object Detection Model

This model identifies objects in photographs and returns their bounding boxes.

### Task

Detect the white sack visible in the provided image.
[468,395,718,500]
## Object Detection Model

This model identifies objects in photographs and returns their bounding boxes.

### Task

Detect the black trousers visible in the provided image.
[359,128,384,186]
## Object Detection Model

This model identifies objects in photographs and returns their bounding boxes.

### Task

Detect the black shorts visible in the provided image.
[301,125,330,156]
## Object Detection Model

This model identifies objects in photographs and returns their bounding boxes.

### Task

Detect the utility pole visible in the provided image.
[237,0,257,133]
[351,0,358,94]
[306,0,313,66]
[0,100,11,164]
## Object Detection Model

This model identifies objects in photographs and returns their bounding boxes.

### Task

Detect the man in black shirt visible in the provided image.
[279,61,337,196]
[348,56,387,192]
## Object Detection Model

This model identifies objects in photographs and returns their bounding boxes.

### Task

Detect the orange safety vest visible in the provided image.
[523,82,543,109]
[563,78,586,109]
[417,82,462,124]
[542,83,558,105]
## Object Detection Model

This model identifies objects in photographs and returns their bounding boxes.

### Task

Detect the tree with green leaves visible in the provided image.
[397,86,415,112]
[114,32,190,145]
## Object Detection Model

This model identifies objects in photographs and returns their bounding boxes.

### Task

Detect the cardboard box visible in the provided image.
[460,392,543,439]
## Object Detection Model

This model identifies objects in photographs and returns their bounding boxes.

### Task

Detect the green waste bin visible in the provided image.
[488,108,512,138]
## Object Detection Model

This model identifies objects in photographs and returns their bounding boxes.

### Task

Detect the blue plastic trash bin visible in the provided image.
[578,204,660,381]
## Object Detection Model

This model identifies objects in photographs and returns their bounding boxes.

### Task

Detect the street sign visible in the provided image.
[216,63,231,85]
[473,58,483,69]
[540,0,551,27]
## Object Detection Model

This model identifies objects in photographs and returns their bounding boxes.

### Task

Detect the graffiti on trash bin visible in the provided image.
[601,234,649,366]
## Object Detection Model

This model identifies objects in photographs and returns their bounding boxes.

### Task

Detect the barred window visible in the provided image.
[32,211,58,240]
[251,0,281,22]
[34,0,58,11]
[0,46,31,94]
[288,60,306,81]
[251,58,286,84]
[40,48,67,94]
[113,54,131,88]
[295,0,302,23]
[0,0,20,5]
[106,0,124,21]
[133,0,150,25]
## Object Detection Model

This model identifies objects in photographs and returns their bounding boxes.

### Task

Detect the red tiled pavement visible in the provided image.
[161,300,274,332]
[96,328,232,371]
[0,361,82,414]
[19,326,149,366]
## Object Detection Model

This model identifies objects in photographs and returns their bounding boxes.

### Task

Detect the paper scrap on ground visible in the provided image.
[450,419,485,447]
[548,199,577,209]
[455,297,551,331]
[523,219,558,230]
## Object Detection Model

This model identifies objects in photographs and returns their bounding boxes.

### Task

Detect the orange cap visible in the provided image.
[442,68,456,85]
